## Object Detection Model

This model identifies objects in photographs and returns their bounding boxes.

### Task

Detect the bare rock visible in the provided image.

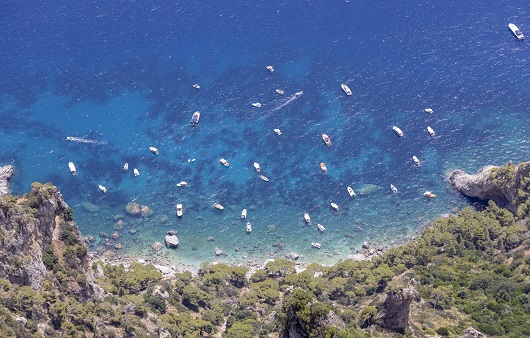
[289,252,299,260]
[165,235,179,248]
[362,241,370,249]
[151,242,163,251]
[125,203,141,216]
[0,165,15,196]
[463,327,487,338]
[15,316,27,326]
[380,285,416,333]
[214,248,224,256]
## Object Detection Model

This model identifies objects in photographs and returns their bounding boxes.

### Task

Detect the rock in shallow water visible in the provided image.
[165,235,179,248]
[151,242,163,251]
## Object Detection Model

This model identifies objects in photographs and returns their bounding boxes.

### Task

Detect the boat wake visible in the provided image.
[66,136,108,145]
[252,91,304,120]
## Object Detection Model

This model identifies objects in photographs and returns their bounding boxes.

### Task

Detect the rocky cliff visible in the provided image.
[0,165,14,196]
[379,284,416,334]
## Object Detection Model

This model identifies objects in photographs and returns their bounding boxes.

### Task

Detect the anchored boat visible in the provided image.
[68,162,77,175]
[251,102,262,108]
[331,202,339,211]
[304,212,311,224]
[246,222,252,233]
[392,126,404,137]
[241,209,247,219]
[424,191,436,198]
[219,158,229,167]
[133,168,140,177]
[347,186,356,196]
[123,163,129,171]
[176,181,188,187]
[191,111,201,125]
[317,224,325,232]
[213,203,224,210]
[266,65,274,73]
[176,204,183,217]
[412,156,420,166]
[425,108,433,114]
[322,134,332,146]
[274,129,282,135]
[390,184,398,194]
[259,175,270,182]
[320,162,327,173]
[254,162,261,173]
[311,242,321,249]
[98,184,107,193]
[509,23,524,40]
[149,147,159,155]
[427,126,435,137]
[341,83,352,96]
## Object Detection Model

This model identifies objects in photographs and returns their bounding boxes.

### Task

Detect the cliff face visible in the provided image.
[380,285,416,334]
[0,165,14,196]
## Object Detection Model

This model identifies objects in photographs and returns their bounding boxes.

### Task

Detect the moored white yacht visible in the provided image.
[192,83,200,89]
[98,184,107,193]
[412,156,420,166]
[317,223,325,232]
[213,203,224,210]
[176,204,183,217]
[253,162,261,172]
[331,202,339,211]
[274,129,282,135]
[425,108,433,114]
[251,102,262,108]
[322,134,332,146]
[176,181,188,187]
[311,242,321,249]
[219,158,229,167]
[390,184,398,194]
[133,168,140,177]
[427,126,435,137]
[341,83,352,96]
[68,162,77,175]
[424,191,436,198]
[509,23,524,40]
[123,163,129,171]
[246,222,252,233]
[392,126,404,137]
[190,111,201,125]
[149,147,159,155]
[304,212,311,224]
[241,209,247,219]
[266,65,274,72]
[276,89,285,95]
[347,186,356,197]
[259,174,269,182]
[320,162,327,173]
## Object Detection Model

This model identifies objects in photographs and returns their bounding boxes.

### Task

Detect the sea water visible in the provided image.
[1,0,530,270]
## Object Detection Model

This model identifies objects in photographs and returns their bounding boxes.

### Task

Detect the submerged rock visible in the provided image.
[151,242,163,251]
[125,203,141,216]
[82,202,99,213]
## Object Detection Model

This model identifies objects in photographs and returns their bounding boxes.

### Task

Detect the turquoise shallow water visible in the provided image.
[2,0,530,268]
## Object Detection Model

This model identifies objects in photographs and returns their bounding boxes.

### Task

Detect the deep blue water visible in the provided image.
[2,0,530,268]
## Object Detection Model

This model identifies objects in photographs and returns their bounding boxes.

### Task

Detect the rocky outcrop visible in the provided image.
[379,285,416,333]
[0,165,15,196]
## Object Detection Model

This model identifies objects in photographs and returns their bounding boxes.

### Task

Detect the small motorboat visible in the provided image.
[188,158,196,162]
[427,126,435,137]
[274,129,282,136]
[331,202,339,211]
[424,191,436,198]
[259,175,270,182]
[311,242,321,249]
[219,158,229,167]
[317,223,325,232]
[295,91,303,97]
[123,163,129,171]
[251,102,262,108]
[276,89,285,95]
[176,181,188,187]
[149,147,159,155]
[241,209,247,219]
[347,186,356,197]
[304,212,311,224]
[192,83,200,89]
[133,168,140,177]
[213,203,224,210]
[266,65,275,73]
[68,162,77,175]
[190,111,201,126]
[176,203,183,217]
[322,134,332,146]
[253,162,261,173]
[392,126,404,137]
[425,108,433,114]
[390,184,398,194]
[98,184,107,193]
[320,162,327,173]
[246,222,252,233]
[341,83,353,96]
[412,156,420,166]
[509,23,525,41]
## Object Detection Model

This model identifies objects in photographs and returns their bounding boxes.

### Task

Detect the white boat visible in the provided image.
[266,65,274,73]
[412,156,420,166]
[276,89,285,95]
[509,23,524,40]
[423,191,436,198]
[123,163,129,171]
[176,204,183,217]
[322,134,332,146]
[295,91,303,97]
[213,203,224,210]
[68,162,77,175]
[392,126,404,137]
[259,175,270,182]
[176,181,188,187]
[427,126,435,137]
[190,111,201,125]
[219,158,229,167]
[274,129,282,135]
[241,209,247,219]
[341,83,352,96]
[311,242,321,249]
[320,162,327,173]
[390,184,398,194]
[317,223,325,232]
[347,186,356,196]
[192,83,200,89]
[304,212,311,224]
[425,108,433,114]
[246,222,252,233]
[331,202,339,211]
[98,184,107,193]
[253,162,261,173]
[251,102,262,108]
[149,147,159,155]
[133,168,140,177]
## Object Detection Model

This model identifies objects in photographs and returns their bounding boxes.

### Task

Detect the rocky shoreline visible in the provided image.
[0,165,14,196]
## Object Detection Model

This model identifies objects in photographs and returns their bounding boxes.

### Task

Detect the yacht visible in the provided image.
[295,91,303,97]
[425,108,433,114]
[259,174,270,182]
[331,202,339,211]
[341,83,353,96]
[190,111,201,126]
[412,156,420,166]
[192,84,200,89]
[322,134,332,146]
[347,186,356,197]
[253,162,261,172]
[219,158,229,167]
[176,204,183,217]
[246,222,252,233]
[392,126,404,137]
[133,168,140,177]
[276,89,285,95]
[98,184,107,193]
[304,212,311,224]
[320,162,327,173]
[427,126,435,137]
[423,191,436,198]
[509,23,524,40]
[68,162,77,175]
[251,102,262,108]
[311,242,321,249]
[317,223,325,232]
[176,181,188,187]
[266,65,275,73]
[241,209,247,219]
[274,129,282,135]
[123,163,129,171]
[390,184,398,194]
[213,203,224,210]
[149,147,159,155]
